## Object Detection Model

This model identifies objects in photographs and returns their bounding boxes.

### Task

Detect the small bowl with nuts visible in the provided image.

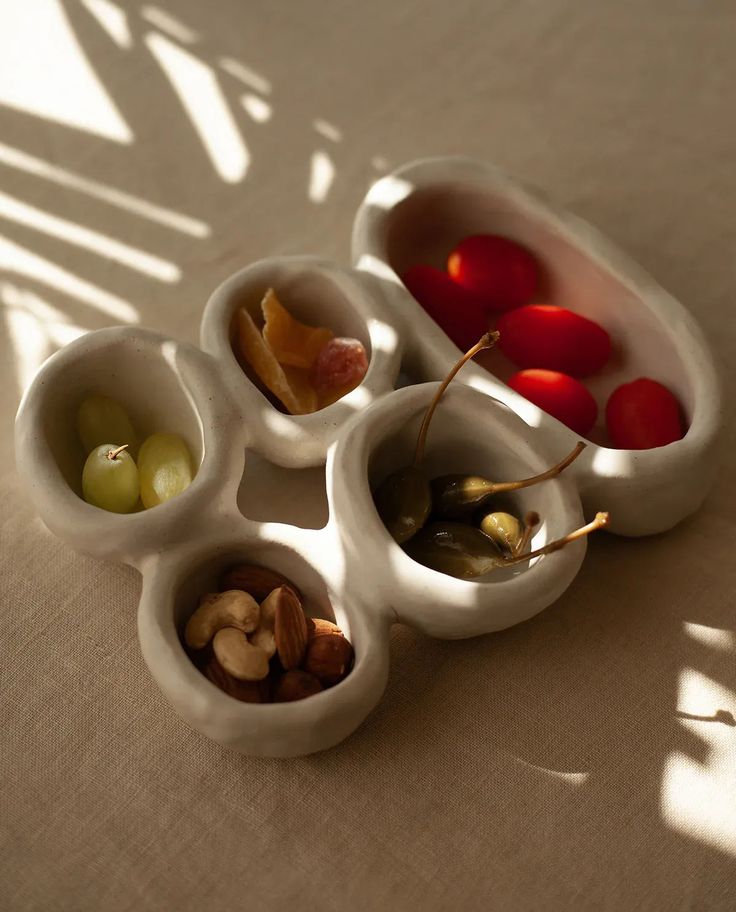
[136,532,391,757]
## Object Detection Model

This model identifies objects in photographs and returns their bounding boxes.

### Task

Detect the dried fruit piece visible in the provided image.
[606,378,684,449]
[282,366,318,413]
[497,304,611,378]
[235,306,317,415]
[310,337,368,398]
[262,288,333,369]
[273,586,308,670]
[508,369,598,436]
[403,264,489,351]
[447,234,539,311]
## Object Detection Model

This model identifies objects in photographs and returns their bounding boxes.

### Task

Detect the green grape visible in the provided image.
[77,394,139,457]
[138,433,194,509]
[82,444,140,513]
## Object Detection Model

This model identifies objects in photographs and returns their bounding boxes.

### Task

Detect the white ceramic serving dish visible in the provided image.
[352,156,723,536]
[14,159,722,756]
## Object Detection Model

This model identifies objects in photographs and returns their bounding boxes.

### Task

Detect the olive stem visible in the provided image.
[513,511,540,557]
[500,511,610,568]
[413,331,499,467]
[107,444,129,461]
[487,441,586,496]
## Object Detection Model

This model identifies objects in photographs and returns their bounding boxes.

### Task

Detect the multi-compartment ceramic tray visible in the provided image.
[15,157,722,757]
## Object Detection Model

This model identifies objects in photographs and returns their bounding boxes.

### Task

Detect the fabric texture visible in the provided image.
[1,1,735,909]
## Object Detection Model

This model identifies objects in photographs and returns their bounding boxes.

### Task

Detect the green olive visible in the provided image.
[478,511,523,554]
[403,522,502,579]
[373,465,431,544]
[431,474,498,519]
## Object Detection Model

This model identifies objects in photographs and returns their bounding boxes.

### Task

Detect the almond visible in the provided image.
[273,586,308,670]
[219,563,301,602]
[273,670,323,703]
[303,634,354,686]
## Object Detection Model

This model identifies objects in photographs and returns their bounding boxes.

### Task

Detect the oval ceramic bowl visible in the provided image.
[352,156,722,536]
[14,158,722,756]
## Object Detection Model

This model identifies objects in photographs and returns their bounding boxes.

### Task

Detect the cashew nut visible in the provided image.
[184,590,260,649]
[248,588,279,658]
[213,627,269,681]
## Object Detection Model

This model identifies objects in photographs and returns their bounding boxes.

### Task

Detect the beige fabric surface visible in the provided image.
[2,1,736,909]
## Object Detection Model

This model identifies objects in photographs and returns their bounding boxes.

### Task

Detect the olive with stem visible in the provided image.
[373,332,500,544]
[430,441,586,520]
[405,511,609,579]
[479,510,538,557]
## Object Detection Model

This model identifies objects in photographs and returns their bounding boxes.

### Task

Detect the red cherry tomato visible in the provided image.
[402,264,489,351]
[606,378,684,449]
[508,369,598,436]
[447,234,539,312]
[497,304,611,378]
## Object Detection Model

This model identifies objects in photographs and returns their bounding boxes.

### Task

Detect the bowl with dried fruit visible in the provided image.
[352,156,722,535]
[201,255,402,467]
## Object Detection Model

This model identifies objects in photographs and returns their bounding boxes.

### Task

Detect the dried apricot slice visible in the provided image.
[235,307,317,415]
[282,366,318,413]
[262,288,333,369]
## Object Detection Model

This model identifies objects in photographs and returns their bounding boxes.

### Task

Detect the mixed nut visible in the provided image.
[403,232,686,449]
[373,333,610,579]
[184,563,354,703]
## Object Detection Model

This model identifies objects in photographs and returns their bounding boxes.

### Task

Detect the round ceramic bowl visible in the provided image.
[14,326,243,564]
[136,520,391,758]
[329,383,587,639]
[352,156,722,536]
[200,255,402,468]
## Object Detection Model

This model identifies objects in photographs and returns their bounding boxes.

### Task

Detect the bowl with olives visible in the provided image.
[329,336,604,639]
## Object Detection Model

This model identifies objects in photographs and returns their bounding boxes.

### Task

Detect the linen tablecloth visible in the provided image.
[2,1,735,909]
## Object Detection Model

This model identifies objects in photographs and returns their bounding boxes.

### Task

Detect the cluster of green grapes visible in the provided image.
[77,395,195,513]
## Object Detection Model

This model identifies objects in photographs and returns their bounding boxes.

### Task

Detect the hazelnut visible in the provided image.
[303,634,353,686]
[273,670,323,703]
[306,617,343,641]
